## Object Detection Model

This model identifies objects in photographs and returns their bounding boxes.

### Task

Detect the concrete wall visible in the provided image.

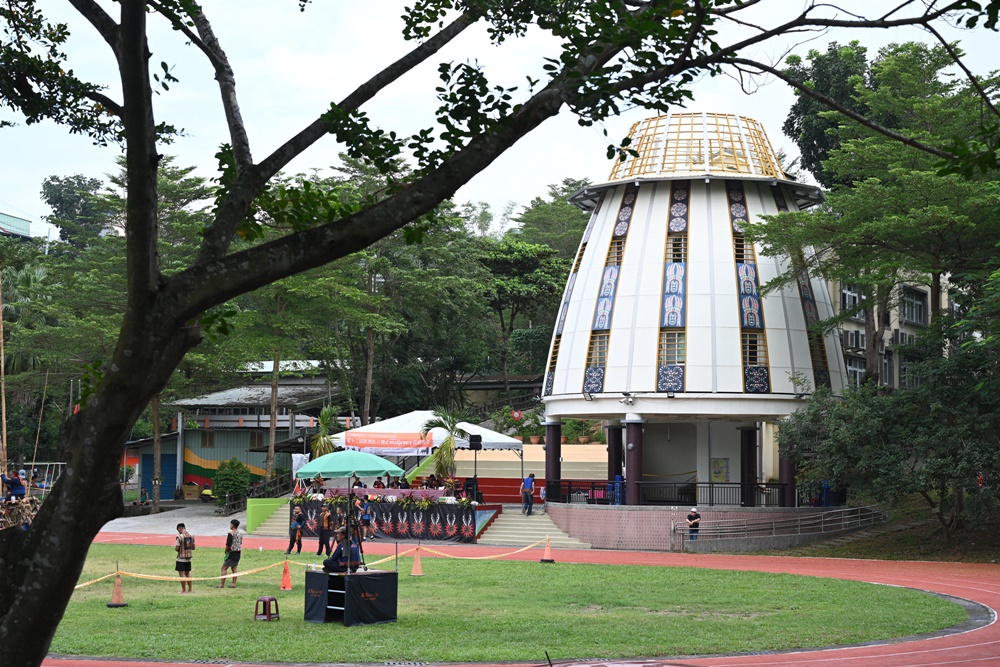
[547,503,828,551]
[681,528,860,553]
[642,423,697,483]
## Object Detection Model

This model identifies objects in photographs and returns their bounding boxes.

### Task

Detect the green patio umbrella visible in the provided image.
[295,449,403,479]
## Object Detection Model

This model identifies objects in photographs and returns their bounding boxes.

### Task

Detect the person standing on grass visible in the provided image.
[686,507,701,541]
[286,505,305,555]
[175,523,195,593]
[316,505,333,556]
[219,519,243,587]
[520,473,535,516]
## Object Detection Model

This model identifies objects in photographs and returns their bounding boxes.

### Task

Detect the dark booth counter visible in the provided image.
[304,569,398,626]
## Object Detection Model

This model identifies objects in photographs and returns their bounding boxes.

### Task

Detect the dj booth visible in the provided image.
[304,569,398,626]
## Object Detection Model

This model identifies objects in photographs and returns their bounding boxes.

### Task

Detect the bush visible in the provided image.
[213,458,253,503]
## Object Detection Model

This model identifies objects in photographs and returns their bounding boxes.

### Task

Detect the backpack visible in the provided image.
[184,535,195,551]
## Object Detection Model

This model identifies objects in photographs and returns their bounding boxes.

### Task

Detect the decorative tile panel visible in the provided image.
[543,370,555,397]
[613,183,639,238]
[668,180,690,232]
[583,367,605,393]
[661,264,685,327]
[556,272,578,336]
[744,366,770,393]
[736,263,762,329]
[657,365,685,392]
[726,181,750,232]
[593,265,619,331]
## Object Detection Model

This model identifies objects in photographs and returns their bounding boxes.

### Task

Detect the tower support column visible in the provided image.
[624,417,645,505]
[544,420,562,503]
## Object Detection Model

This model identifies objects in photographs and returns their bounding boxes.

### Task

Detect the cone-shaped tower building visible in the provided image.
[541,112,847,507]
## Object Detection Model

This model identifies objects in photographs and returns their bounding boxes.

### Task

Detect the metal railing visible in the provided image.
[674,504,888,544]
[639,482,788,507]
[470,393,540,421]
[547,480,789,507]
[216,471,294,516]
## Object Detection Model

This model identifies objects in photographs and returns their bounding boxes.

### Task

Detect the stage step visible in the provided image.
[477,504,590,549]
[254,504,292,537]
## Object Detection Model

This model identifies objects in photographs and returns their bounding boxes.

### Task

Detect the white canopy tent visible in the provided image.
[331,410,522,457]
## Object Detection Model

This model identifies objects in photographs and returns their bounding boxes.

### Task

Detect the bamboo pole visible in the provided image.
[27,371,50,498]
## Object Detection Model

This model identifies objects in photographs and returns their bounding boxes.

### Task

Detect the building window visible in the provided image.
[606,239,625,266]
[587,332,610,367]
[899,356,920,388]
[902,288,927,326]
[733,233,754,264]
[841,283,866,320]
[572,245,586,274]
[741,331,767,366]
[249,431,265,449]
[846,356,866,388]
[202,431,215,448]
[665,234,687,263]
[881,352,893,387]
[547,336,561,373]
[658,330,686,366]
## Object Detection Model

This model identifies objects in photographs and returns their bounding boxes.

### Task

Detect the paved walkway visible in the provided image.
[44,505,1000,667]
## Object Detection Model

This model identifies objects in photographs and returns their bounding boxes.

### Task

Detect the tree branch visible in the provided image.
[923,23,1000,122]
[66,0,119,57]
[729,57,954,161]
[195,12,476,266]
[168,83,568,326]
[82,91,123,118]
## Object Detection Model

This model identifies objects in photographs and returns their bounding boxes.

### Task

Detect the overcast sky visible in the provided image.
[0,1,993,237]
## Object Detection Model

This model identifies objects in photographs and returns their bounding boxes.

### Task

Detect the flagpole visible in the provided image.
[0,262,7,473]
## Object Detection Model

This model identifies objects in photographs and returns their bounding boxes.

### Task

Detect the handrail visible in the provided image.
[673,504,888,545]
[216,472,294,516]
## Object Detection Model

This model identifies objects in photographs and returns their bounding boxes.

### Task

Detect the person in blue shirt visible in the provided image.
[322,527,361,573]
[520,473,535,516]
[2,469,26,501]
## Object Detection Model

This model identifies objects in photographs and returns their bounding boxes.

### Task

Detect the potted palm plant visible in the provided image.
[421,406,473,482]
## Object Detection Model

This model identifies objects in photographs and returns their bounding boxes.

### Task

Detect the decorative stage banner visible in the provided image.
[344,431,433,449]
[293,500,476,543]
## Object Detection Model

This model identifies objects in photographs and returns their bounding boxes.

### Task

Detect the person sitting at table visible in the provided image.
[322,527,361,573]
[424,473,438,489]
[398,477,411,489]
[388,477,400,489]
[372,476,386,489]
[309,476,326,494]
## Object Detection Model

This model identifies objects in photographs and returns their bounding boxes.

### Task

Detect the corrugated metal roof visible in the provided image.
[168,383,332,409]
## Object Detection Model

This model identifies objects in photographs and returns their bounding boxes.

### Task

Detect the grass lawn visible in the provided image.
[52,543,966,663]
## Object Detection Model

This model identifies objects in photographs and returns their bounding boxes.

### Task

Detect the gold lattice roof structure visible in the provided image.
[608,112,786,181]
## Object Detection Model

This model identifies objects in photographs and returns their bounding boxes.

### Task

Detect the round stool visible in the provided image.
[254,596,280,621]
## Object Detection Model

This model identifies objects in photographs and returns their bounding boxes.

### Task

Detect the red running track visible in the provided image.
[43,531,1000,667]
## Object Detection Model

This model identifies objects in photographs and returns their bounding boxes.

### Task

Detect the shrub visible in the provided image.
[213,458,253,503]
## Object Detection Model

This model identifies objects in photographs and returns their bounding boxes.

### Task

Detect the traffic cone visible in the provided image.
[540,535,555,563]
[410,546,423,577]
[107,573,128,608]
[280,560,293,591]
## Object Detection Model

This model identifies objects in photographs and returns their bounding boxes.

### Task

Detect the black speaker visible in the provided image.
[468,434,482,451]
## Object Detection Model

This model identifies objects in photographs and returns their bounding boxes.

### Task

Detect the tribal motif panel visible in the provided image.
[593,265,620,330]
[583,367,605,393]
[728,181,771,394]
[556,272,577,336]
[668,179,690,232]
[661,264,685,327]
[543,369,555,397]
[657,365,685,392]
[613,183,639,237]
[772,184,831,389]
[736,263,763,329]
[744,366,771,393]
[726,181,750,232]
